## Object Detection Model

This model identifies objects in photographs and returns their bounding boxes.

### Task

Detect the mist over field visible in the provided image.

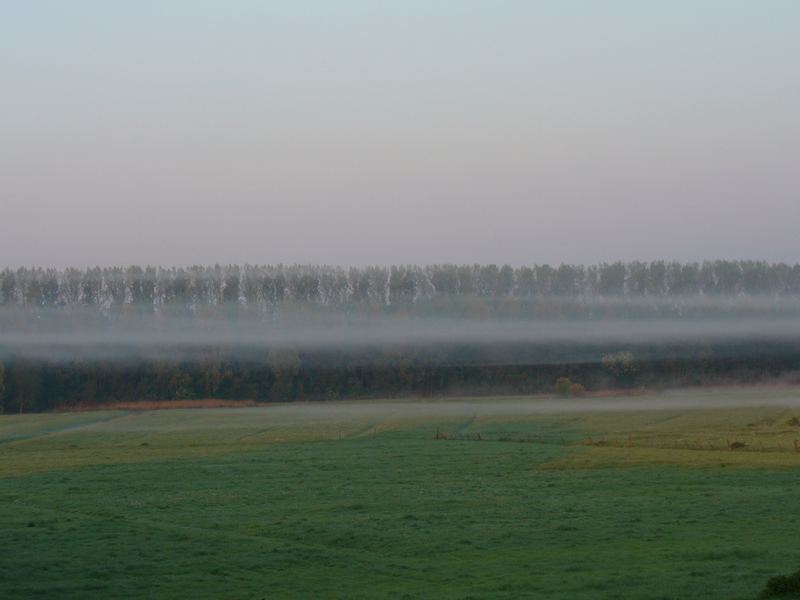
[3,310,800,364]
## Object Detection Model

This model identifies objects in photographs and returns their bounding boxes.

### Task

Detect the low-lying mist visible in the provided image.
[1,296,800,365]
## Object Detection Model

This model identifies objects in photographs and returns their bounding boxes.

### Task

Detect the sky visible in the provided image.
[1,1,799,268]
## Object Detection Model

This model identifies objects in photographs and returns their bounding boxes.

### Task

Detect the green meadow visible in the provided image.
[2,388,800,599]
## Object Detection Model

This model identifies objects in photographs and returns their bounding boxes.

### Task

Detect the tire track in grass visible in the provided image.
[0,412,134,446]
[345,410,401,439]
[453,414,477,436]
[235,427,273,442]
[345,421,382,439]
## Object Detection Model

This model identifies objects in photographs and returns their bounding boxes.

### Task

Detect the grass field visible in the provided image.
[3,387,800,599]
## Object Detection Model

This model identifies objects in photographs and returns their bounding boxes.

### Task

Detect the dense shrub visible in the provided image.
[759,568,800,598]
[554,377,572,397]
[569,383,586,397]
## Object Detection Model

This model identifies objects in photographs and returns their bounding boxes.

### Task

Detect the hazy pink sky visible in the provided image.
[2,1,799,267]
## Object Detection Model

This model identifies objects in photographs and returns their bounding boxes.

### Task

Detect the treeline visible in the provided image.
[2,338,800,413]
[2,261,800,312]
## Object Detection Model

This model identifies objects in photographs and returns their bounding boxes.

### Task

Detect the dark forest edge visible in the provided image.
[3,340,800,414]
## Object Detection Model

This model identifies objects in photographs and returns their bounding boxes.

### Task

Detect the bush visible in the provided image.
[569,383,586,397]
[759,568,800,598]
[554,378,586,397]
[554,377,572,397]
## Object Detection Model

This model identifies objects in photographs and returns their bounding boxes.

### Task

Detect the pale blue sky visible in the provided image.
[2,1,799,267]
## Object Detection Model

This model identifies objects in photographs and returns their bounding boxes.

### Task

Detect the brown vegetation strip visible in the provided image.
[56,399,259,412]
